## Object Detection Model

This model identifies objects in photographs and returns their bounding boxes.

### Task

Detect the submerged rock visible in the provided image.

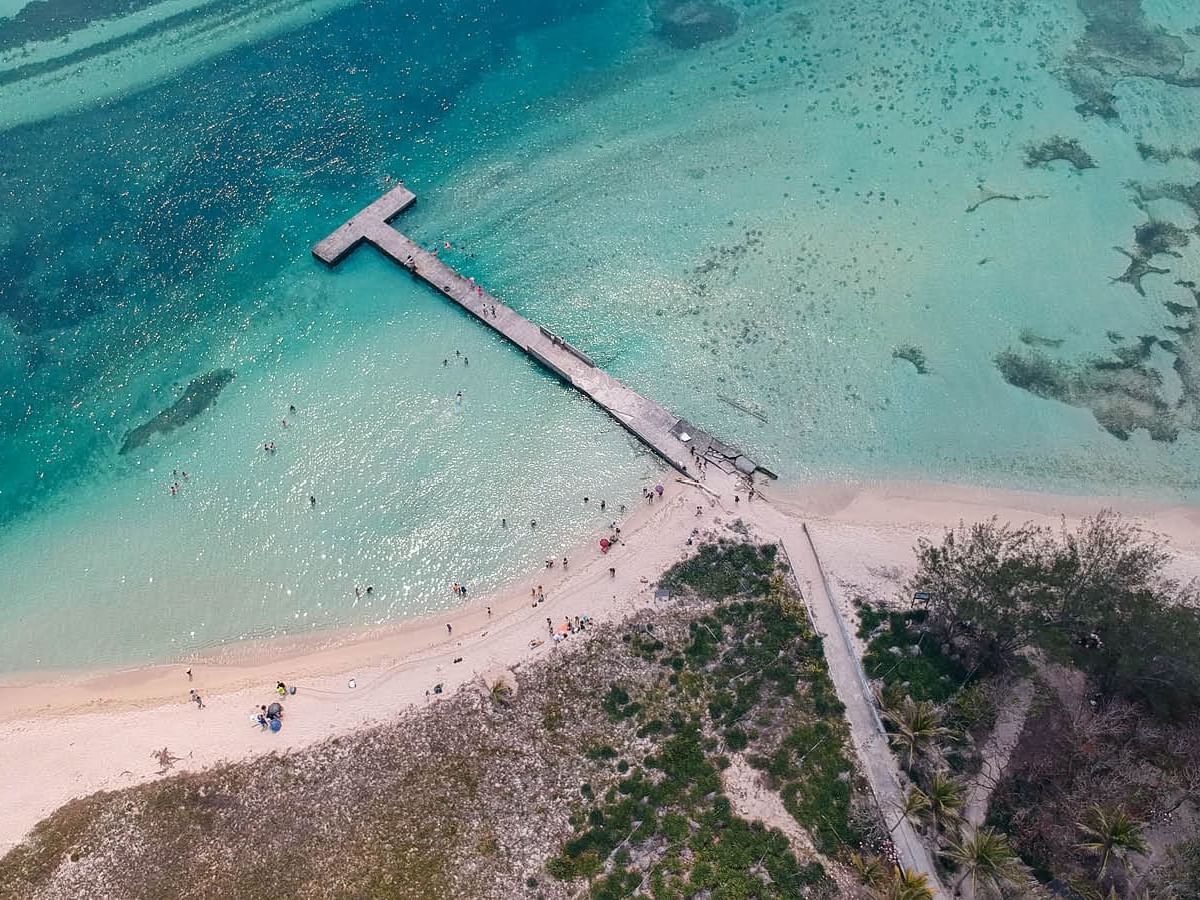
[892,344,929,375]
[1064,0,1199,120]
[995,343,1179,442]
[1024,136,1097,171]
[654,0,738,49]
[120,369,236,454]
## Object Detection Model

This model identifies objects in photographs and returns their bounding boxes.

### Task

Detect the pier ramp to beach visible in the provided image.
[313,184,772,480]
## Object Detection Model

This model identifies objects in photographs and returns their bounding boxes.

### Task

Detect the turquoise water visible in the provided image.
[2,0,1199,671]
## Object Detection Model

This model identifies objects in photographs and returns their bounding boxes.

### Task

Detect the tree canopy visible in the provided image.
[909,511,1200,719]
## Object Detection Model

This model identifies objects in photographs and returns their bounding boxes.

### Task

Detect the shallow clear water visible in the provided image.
[2,0,1199,671]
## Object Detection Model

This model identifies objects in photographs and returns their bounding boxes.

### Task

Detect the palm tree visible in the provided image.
[882,866,934,900]
[943,828,1028,898]
[1075,804,1149,878]
[488,677,513,707]
[896,786,931,832]
[848,851,888,889]
[882,696,955,769]
[922,771,966,836]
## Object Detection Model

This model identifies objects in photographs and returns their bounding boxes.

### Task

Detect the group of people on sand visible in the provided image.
[547,615,590,642]
[254,681,293,731]
[183,667,295,733]
[528,612,591,649]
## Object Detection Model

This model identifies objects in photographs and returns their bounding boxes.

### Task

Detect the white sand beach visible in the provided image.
[3,474,1199,855]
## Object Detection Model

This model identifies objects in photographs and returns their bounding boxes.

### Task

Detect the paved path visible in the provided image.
[760,505,947,896]
[313,184,771,481]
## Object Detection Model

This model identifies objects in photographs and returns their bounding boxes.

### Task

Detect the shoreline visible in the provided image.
[3,474,1200,854]
[0,471,677,718]
[4,475,1200,719]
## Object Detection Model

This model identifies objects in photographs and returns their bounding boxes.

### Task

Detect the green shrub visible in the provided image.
[724,727,749,751]
[660,541,778,600]
[860,604,968,703]
[602,685,631,720]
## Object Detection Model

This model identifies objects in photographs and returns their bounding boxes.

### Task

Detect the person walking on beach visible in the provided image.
[446,623,453,636]
[547,617,553,635]
[189,689,204,710]
[185,667,192,682]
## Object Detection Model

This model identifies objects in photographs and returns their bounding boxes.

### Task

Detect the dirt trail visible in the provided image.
[964,680,1034,829]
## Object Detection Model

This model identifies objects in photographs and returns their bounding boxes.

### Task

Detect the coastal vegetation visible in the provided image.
[857,512,1200,899]
[5,515,1196,900]
[0,540,898,899]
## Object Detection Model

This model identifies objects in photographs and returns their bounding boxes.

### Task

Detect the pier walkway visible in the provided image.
[314,184,772,480]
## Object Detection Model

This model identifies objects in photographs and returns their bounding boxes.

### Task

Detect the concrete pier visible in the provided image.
[313,184,773,480]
